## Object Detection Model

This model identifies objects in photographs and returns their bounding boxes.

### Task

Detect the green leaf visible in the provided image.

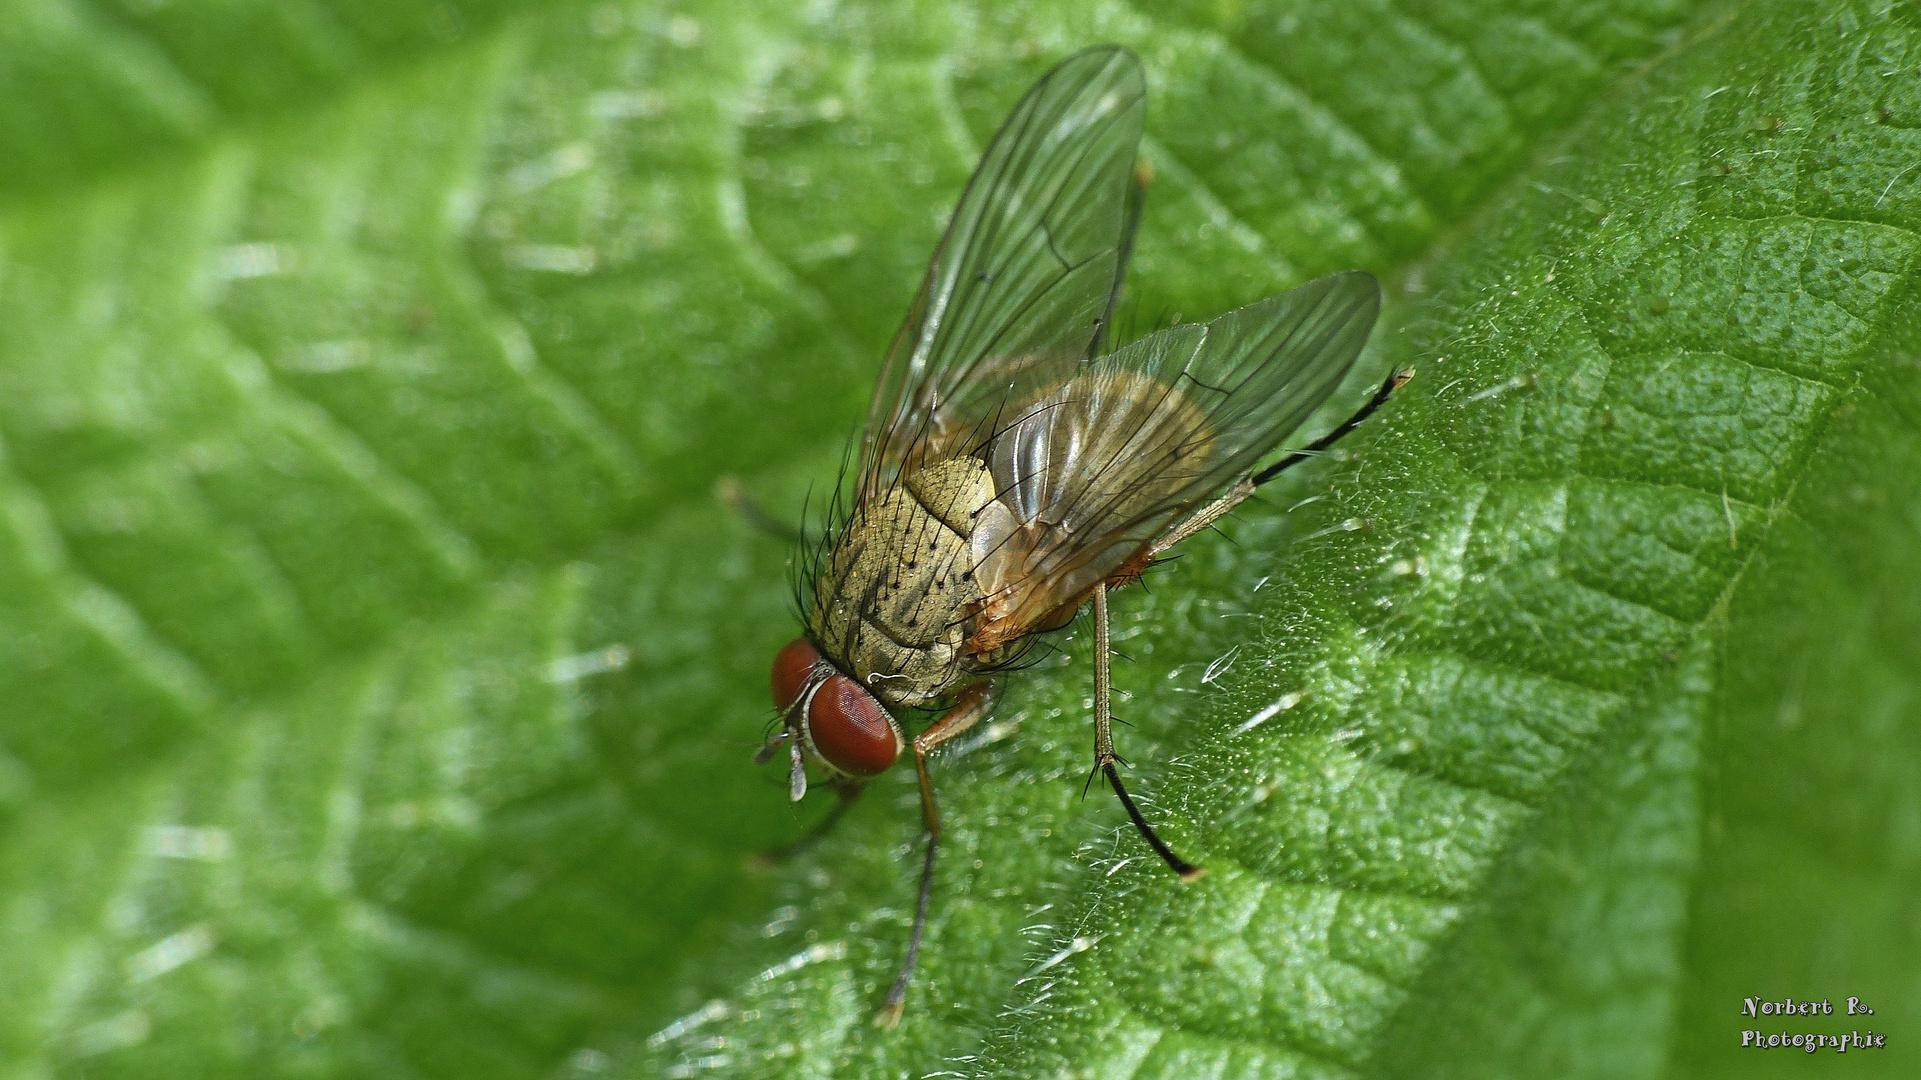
[1,1,1915,1079]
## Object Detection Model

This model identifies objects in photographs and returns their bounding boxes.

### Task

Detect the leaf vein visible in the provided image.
[1141,11,1438,234]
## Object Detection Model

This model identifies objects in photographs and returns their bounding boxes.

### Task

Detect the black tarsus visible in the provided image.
[879,832,940,1023]
[1103,761,1203,881]
[1250,367,1414,488]
[1179,369,1233,396]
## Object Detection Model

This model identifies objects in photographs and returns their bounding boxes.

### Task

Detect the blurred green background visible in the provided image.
[1,0,1917,1077]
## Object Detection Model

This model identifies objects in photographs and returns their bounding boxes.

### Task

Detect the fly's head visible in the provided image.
[759,637,903,799]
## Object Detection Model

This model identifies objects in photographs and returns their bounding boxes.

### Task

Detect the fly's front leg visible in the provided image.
[876,681,999,1028]
[714,475,806,544]
[749,782,864,870]
[1092,584,1204,882]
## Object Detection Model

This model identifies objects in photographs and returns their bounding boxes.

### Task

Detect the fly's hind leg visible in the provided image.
[1091,583,1204,882]
[1124,367,1416,573]
[1086,372,1416,875]
[876,681,999,1029]
[1248,366,1414,488]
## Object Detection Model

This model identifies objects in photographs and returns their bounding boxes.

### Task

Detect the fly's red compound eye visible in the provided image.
[771,638,821,711]
[806,675,900,776]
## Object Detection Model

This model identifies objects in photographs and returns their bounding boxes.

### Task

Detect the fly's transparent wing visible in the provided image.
[970,271,1382,637]
[858,46,1145,503]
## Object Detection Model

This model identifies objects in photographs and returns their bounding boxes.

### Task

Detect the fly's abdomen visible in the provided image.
[811,458,994,707]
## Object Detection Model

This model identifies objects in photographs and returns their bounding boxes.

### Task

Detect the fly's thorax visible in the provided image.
[810,457,996,709]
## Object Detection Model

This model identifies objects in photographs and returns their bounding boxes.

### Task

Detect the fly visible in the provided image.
[749,45,1409,1027]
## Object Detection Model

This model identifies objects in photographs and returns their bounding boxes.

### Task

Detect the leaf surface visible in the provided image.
[1,1,1915,1078]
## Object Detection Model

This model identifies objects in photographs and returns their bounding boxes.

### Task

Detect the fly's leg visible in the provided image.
[1132,367,1415,564]
[1087,372,1413,864]
[714,475,806,544]
[1087,372,1413,869]
[1249,366,1414,488]
[876,681,999,1028]
[749,783,864,869]
[1092,583,1205,882]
